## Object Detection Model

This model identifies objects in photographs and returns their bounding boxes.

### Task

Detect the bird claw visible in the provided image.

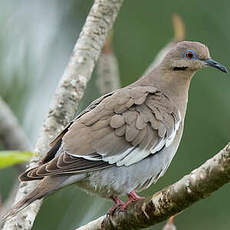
[109,191,145,214]
[127,190,145,201]
[109,196,124,215]
[120,191,145,211]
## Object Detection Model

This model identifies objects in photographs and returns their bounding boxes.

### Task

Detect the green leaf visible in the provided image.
[0,151,34,169]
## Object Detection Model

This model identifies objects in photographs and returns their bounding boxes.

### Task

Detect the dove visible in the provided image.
[3,41,227,219]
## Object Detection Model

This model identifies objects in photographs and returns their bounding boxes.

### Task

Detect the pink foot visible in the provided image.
[109,196,124,215]
[120,190,145,211]
[128,191,145,201]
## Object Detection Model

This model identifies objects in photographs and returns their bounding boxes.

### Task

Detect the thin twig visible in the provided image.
[2,0,124,229]
[162,216,177,230]
[144,14,185,74]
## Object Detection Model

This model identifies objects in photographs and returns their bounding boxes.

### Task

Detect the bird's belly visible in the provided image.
[76,145,177,198]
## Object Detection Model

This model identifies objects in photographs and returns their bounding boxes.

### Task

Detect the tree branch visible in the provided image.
[2,0,124,229]
[0,97,30,154]
[75,142,230,230]
[144,14,185,74]
[0,96,31,215]
[96,31,120,94]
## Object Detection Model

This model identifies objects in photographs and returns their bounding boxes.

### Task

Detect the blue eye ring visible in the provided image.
[184,49,198,60]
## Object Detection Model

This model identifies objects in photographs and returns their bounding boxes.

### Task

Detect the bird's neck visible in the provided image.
[135,67,195,119]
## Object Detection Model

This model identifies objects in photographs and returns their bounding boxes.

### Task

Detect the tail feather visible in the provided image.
[1,175,68,223]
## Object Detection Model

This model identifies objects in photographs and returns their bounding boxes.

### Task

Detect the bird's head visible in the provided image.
[162,41,227,73]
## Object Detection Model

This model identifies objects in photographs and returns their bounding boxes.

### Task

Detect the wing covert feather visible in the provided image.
[62,85,181,166]
[20,86,181,180]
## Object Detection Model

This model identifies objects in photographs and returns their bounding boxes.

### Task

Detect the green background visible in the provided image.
[0,0,230,229]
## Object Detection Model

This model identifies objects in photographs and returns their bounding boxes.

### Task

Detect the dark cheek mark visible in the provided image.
[173,67,188,71]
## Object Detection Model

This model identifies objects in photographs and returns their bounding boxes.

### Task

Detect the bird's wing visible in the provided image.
[20,86,181,180]
[40,91,114,164]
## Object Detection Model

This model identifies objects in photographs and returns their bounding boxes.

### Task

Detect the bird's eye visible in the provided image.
[186,51,194,59]
[184,49,197,60]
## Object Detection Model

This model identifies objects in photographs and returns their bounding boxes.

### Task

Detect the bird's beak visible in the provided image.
[203,58,228,73]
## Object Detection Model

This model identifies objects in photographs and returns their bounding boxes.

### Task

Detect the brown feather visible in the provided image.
[20,85,180,181]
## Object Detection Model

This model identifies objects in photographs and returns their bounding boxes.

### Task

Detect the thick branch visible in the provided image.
[2,0,124,229]
[76,143,230,230]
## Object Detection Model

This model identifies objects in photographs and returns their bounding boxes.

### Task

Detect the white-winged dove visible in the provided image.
[4,41,227,219]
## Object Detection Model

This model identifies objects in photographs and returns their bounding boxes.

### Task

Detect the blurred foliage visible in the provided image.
[0,151,33,169]
[0,0,230,230]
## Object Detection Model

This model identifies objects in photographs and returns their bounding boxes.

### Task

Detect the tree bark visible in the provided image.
[2,0,124,229]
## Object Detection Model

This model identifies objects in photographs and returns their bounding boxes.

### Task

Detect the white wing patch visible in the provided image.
[165,111,181,148]
[114,111,181,167]
[116,148,150,166]
[104,146,135,164]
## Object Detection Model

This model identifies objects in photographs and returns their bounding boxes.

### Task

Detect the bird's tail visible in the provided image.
[0,175,68,224]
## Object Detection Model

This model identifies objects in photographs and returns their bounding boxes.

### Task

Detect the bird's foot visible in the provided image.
[120,190,145,211]
[128,190,145,201]
[109,196,124,215]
